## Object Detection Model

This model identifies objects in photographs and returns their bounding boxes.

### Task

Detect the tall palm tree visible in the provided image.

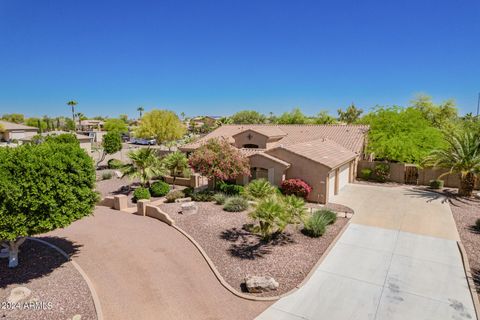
[137,106,144,119]
[423,132,480,197]
[122,148,167,187]
[67,100,78,125]
[75,112,84,129]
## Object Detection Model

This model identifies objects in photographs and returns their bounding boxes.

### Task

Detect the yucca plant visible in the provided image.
[243,179,276,200]
[122,148,168,187]
[423,132,480,197]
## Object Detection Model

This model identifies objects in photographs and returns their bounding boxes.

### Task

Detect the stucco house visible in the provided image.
[0,120,38,142]
[181,124,369,203]
[20,131,93,154]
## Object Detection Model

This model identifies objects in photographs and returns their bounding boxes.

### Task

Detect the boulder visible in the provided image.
[175,197,192,203]
[181,202,198,215]
[245,276,279,293]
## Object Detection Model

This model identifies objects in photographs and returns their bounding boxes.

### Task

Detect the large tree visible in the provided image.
[410,94,458,130]
[1,114,24,124]
[276,108,307,124]
[189,138,250,187]
[230,110,266,124]
[95,131,122,167]
[67,100,78,125]
[314,111,337,124]
[338,103,363,124]
[104,118,128,133]
[0,137,97,267]
[423,132,480,197]
[135,110,185,145]
[122,148,167,187]
[361,106,445,163]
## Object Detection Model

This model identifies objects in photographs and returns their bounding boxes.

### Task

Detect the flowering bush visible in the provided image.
[280,179,312,198]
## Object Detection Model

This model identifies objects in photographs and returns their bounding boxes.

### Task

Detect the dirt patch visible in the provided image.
[0,238,97,320]
[159,201,347,297]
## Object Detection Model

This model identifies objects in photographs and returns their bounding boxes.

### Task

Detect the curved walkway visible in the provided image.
[256,184,477,320]
[45,206,271,320]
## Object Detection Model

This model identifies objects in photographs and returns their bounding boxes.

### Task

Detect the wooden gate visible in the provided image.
[404,165,419,185]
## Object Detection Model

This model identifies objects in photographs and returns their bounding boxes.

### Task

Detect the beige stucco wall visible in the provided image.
[247,154,289,186]
[233,130,269,148]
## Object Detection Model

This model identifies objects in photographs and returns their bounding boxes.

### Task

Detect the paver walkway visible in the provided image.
[256,184,477,320]
[45,206,271,320]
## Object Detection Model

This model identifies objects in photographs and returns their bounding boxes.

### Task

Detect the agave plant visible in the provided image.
[423,132,480,197]
[243,179,276,200]
[122,148,168,187]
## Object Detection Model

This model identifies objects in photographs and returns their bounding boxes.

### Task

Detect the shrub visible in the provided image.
[302,209,337,237]
[373,163,390,182]
[315,209,337,225]
[280,179,312,198]
[213,193,227,205]
[133,187,151,202]
[183,187,194,197]
[191,190,215,202]
[249,196,290,240]
[108,159,124,169]
[360,168,372,180]
[282,195,307,225]
[102,171,113,180]
[149,180,171,197]
[429,179,444,189]
[223,196,249,212]
[165,190,185,203]
[216,181,244,195]
[243,179,276,200]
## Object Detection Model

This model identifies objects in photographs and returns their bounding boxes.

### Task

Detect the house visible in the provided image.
[181,124,369,203]
[0,120,38,142]
[78,119,104,131]
[20,131,94,153]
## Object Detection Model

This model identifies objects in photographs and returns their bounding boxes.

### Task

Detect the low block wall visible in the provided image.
[163,174,206,188]
[145,205,174,226]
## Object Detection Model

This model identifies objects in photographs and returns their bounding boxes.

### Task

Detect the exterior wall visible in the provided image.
[233,131,268,149]
[3,129,38,141]
[164,174,206,188]
[247,154,288,186]
[79,141,92,154]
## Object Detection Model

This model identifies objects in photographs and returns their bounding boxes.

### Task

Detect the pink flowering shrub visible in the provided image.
[280,179,312,199]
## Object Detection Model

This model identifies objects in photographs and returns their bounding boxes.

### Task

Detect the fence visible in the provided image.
[357,160,480,189]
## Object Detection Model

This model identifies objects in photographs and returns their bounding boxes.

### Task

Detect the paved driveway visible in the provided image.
[257,184,476,320]
[45,207,270,320]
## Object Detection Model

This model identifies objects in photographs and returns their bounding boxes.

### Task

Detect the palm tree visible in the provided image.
[423,132,480,197]
[67,100,78,126]
[122,148,167,187]
[163,151,190,188]
[75,112,84,129]
[180,112,186,120]
[137,106,144,119]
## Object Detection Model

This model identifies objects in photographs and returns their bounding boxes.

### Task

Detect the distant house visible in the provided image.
[20,131,93,154]
[0,120,38,142]
[78,119,104,131]
[181,124,369,203]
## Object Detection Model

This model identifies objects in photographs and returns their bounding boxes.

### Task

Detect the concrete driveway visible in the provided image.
[257,183,476,320]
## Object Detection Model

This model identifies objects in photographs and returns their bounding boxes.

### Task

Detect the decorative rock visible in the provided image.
[114,170,122,178]
[245,276,279,293]
[175,197,192,203]
[181,202,198,215]
[8,287,32,303]
[72,315,82,320]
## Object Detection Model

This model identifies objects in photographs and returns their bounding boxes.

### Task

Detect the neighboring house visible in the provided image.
[21,131,93,154]
[78,119,104,131]
[0,120,38,142]
[181,124,369,203]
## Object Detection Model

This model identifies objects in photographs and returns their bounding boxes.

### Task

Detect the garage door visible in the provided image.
[338,163,350,191]
[9,131,25,140]
[328,171,336,201]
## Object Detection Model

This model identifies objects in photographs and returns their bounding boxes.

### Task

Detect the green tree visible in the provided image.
[361,106,445,163]
[163,151,190,188]
[64,118,76,131]
[338,103,363,124]
[1,114,24,124]
[410,94,458,130]
[119,114,128,123]
[25,118,47,131]
[104,118,128,133]
[231,110,266,124]
[189,138,250,188]
[0,140,97,267]
[137,106,144,119]
[276,108,307,124]
[135,109,186,145]
[67,100,78,125]
[75,112,84,129]
[95,132,122,167]
[423,132,480,197]
[122,148,167,187]
[314,111,336,124]
[216,116,233,126]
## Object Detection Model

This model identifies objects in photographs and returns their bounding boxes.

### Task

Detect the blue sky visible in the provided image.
[0,0,479,119]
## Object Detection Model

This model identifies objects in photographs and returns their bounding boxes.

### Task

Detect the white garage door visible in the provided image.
[328,171,336,201]
[338,163,350,191]
[9,131,25,140]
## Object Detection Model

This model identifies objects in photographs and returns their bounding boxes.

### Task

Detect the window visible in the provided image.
[243,144,259,148]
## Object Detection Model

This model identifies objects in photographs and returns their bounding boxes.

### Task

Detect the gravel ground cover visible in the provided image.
[0,238,96,320]
[159,201,347,297]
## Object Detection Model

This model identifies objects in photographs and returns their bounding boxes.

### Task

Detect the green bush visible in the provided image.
[133,187,151,202]
[102,171,113,180]
[183,187,194,197]
[191,190,215,202]
[282,195,307,225]
[249,196,290,240]
[165,190,185,203]
[302,209,337,237]
[373,163,390,182]
[223,196,249,212]
[429,179,444,189]
[360,168,372,180]
[108,159,124,169]
[149,181,170,197]
[216,181,244,195]
[213,193,227,205]
[315,209,337,225]
[243,179,276,200]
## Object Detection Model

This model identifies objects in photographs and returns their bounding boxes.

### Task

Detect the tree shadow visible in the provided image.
[472,268,480,293]
[220,226,294,260]
[0,237,82,289]
[403,187,452,204]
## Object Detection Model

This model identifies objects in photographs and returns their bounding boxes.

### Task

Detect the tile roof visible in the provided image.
[233,127,287,139]
[240,148,291,167]
[182,124,368,154]
[0,120,39,131]
[269,138,356,169]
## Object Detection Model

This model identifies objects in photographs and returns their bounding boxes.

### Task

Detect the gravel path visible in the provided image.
[159,202,347,297]
[0,239,96,320]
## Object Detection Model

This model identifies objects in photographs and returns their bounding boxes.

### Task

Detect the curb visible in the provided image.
[28,237,104,320]
[170,219,351,302]
[457,241,480,320]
